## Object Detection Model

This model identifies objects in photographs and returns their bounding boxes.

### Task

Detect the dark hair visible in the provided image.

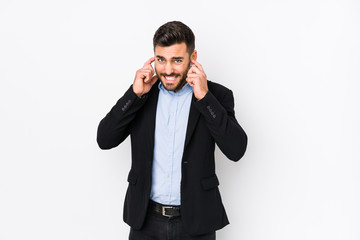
[153,21,195,55]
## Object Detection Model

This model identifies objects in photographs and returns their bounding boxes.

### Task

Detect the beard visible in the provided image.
[155,62,191,92]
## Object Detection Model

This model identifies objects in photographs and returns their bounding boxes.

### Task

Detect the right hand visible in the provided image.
[132,57,158,97]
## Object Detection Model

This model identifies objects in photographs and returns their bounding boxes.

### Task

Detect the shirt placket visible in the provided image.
[167,95,177,203]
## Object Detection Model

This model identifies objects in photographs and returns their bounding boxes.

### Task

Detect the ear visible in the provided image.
[191,50,197,61]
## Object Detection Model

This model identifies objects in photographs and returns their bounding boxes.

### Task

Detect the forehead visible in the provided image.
[154,42,189,58]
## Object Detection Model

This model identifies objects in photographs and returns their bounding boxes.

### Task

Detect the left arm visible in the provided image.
[194,88,247,161]
[187,60,248,161]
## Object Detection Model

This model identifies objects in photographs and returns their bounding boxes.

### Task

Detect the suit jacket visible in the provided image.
[97,80,247,236]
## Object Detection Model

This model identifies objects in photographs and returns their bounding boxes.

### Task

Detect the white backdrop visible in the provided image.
[1,0,359,239]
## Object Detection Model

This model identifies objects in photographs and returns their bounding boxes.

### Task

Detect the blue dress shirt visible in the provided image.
[150,82,193,205]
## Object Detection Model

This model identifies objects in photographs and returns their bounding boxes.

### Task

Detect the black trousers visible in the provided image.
[129,210,216,240]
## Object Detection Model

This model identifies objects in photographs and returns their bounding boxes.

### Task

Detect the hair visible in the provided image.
[153,21,195,55]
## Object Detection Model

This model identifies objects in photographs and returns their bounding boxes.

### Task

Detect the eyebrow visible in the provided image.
[156,55,184,60]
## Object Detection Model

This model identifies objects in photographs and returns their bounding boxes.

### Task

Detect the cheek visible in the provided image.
[174,65,186,74]
[154,64,163,73]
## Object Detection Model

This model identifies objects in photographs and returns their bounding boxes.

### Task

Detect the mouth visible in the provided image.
[163,75,179,83]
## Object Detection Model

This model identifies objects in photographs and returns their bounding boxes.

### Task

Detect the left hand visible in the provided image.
[186,59,208,100]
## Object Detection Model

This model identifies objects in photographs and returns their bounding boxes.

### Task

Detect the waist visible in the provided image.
[149,200,181,218]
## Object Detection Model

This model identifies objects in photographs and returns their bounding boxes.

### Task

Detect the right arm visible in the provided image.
[97,57,158,149]
[97,86,148,149]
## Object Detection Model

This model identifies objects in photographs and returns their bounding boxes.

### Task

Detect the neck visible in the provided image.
[174,81,187,93]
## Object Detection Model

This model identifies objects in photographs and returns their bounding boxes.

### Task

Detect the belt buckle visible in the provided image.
[162,206,173,217]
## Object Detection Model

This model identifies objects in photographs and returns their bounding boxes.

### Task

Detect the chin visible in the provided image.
[160,77,180,91]
[162,83,177,91]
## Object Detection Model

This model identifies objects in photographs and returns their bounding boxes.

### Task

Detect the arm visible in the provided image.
[96,86,148,150]
[186,59,247,161]
[97,57,158,149]
[194,89,248,161]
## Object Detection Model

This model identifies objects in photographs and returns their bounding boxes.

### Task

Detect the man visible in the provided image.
[97,21,247,240]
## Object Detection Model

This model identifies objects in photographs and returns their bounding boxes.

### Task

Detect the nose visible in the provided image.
[165,62,173,75]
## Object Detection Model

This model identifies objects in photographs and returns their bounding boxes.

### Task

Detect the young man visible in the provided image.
[97,21,247,240]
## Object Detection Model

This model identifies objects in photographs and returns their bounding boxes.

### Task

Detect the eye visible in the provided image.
[174,59,182,63]
[157,58,165,62]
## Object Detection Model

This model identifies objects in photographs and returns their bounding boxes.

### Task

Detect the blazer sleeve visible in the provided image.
[194,89,248,161]
[96,85,148,150]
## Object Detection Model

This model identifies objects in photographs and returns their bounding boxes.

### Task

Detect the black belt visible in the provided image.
[149,200,181,217]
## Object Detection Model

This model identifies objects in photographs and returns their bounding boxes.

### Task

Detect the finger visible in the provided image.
[187,75,201,84]
[186,73,200,78]
[187,66,195,74]
[188,65,202,74]
[145,74,154,83]
[139,69,152,74]
[186,77,196,84]
[140,69,154,77]
[143,64,154,71]
[186,78,195,87]
[146,68,155,77]
[143,57,155,67]
[141,71,152,83]
[191,59,204,72]
[143,65,155,77]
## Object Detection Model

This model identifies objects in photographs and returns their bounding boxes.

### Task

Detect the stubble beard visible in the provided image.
[155,63,191,92]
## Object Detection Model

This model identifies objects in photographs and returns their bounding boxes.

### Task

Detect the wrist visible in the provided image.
[132,86,143,98]
[196,90,208,100]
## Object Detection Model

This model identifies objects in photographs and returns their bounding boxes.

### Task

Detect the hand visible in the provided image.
[132,57,158,97]
[186,59,208,100]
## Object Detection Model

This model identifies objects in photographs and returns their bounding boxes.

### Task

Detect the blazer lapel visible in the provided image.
[144,82,160,152]
[184,94,201,148]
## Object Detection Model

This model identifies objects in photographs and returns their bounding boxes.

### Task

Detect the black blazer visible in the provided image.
[97,80,247,236]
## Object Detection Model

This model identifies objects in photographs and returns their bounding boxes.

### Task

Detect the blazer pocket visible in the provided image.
[201,174,219,190]
[127,170,138,185]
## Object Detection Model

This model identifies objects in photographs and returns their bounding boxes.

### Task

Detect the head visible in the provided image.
[153,21,197,92]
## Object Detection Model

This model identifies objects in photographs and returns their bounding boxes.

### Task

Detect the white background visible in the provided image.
[1,0,359,239]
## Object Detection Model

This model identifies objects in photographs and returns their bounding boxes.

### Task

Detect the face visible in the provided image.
[154,42,196,92]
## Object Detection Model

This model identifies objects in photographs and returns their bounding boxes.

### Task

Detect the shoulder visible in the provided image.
[206,80,236,113]
[207,80,233,99]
